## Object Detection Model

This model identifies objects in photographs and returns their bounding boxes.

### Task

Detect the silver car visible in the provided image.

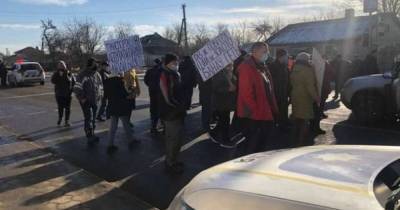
[7,62,46,86]
[169,145,400,210]
[341,58,400,124]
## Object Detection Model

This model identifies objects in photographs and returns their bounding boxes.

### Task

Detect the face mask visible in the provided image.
[169,65,179,71]
[261,53,269,63]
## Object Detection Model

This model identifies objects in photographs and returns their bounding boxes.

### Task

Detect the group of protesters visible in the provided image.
[50,41,379,175]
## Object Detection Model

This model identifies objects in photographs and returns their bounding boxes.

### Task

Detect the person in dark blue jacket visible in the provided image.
[144,59,162,133]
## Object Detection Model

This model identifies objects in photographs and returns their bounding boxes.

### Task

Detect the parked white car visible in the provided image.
[7,62,46,86]
[169,145,400,210]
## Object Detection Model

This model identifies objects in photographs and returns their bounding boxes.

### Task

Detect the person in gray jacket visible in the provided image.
[74,58,104,144]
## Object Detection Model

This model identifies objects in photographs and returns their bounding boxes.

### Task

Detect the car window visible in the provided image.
[20,64,41,71]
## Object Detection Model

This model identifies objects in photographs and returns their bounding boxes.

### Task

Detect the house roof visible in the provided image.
[14,47,42,55]
[268,13,400,46]
[140,33,178,48]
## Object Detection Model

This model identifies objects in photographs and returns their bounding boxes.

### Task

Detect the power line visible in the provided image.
[0,4,180,17]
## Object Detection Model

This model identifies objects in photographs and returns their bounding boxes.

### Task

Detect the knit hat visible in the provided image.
[164,53,178,65]
[296,52,311,62]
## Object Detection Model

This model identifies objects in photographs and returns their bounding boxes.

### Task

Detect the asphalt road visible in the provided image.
[0,75,400,209]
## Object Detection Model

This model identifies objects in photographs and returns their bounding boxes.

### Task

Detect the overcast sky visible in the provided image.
[0,0,365,54]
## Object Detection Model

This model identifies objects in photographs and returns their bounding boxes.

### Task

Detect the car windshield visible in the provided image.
[20,64,41,71]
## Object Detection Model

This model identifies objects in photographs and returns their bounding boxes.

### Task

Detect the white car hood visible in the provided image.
[180,145,400,210]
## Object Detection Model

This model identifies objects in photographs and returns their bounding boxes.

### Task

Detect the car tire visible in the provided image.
[352,90,384,125]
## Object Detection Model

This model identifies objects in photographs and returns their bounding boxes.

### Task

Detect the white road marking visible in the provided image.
[1,92,54,100]
[27,111,47,116]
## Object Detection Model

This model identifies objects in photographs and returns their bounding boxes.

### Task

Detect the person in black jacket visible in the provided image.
[144,59,162,133]
[51,61,75,127]
[179,56,197,110]
[0,59,7,88]
[105,74,139,154]
[159,54,186,174]
[268,49,290,130]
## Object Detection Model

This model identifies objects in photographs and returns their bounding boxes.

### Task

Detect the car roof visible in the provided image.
[183,145,400,210]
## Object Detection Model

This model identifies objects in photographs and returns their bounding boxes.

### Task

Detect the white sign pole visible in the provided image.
[312,48,326,98]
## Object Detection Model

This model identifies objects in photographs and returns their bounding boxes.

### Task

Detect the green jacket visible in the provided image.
[290,63,319,120]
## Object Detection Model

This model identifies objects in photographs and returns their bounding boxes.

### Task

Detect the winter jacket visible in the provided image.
[73,69,103,105]
[159,66,186,121]
[0,63,6,76]
[290,62,319,120]
[268,60,289,106]
[179,58,197,89]
[236,56,278,121]
[144,64,161,93]
[104,77,131,117]
[212,68,237,111]
[51,70,75,98]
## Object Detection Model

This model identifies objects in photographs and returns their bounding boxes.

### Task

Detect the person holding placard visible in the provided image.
[104,73,139,154]
[209,63,237,148]
[159,53,186,174]
[236,42,279,155]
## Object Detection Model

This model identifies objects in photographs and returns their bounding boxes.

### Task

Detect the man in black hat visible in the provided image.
[74,58,104,144]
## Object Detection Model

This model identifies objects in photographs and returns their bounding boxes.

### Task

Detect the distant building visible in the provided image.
[267,10,400,71]
[5,47,44,65]
[140,33,179,67]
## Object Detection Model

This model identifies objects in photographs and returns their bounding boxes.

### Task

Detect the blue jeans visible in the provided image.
[80,102,98,138]
[108,116,134,146]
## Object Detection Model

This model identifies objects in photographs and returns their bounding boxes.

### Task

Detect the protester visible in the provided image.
[209,63,237,148]
[236,42,279,155]
[159,53,186,174]
[290,52,319,147]
[310,58,334,134]
[331,54,352,99]
[0,59,7,88]
[144,59,163,133]
[104,73,139,154]
[198,73,213,131]
[74,58,104,145]
[97,61,111,121]
[268,49,290,130]
[179,56,197,110]
[51,61,75,127]
[124,68,141,127]
[362,50,380,76]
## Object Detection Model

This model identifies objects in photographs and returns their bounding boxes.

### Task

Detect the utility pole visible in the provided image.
[178,4,188,54]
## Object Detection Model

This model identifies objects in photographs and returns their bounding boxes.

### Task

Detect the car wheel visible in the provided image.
[352,90,384,125]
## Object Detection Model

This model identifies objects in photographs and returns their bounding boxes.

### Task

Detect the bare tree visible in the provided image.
[231,21,257,46]
[271,17,285,35]
[109,22,136,39]
[340,0,400,16]
[163,23,181,43]
[64,18,105,68]
[253,20,273,41]
[189,24,211,52]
